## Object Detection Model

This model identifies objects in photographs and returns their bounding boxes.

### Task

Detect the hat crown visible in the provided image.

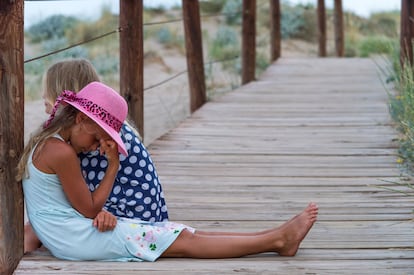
[44,81,129,156]
[76,82,128,130]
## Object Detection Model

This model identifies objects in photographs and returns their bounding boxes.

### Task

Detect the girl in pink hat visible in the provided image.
[18,81,318,261]
[24,59,169,253]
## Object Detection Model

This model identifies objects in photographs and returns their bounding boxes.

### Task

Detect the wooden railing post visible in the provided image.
[270,0,281,62]
[333,0,344,57]
[242,0,256,84]
[182,0,206,113]
[0,0,25,273]
[317,0,327,57]
[119,0,144,139]
[400,0,414,66]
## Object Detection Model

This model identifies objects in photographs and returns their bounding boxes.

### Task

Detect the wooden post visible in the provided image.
[0,0,25,273]
[182,0,206,113]
[119,0,144,139]
[270,0,281,62]
[242,0,256,84]
[400,0,414,66]
[333,0,344,57]
[317,0,327,57]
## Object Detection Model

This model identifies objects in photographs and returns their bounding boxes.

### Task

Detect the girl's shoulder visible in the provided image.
[48,137,78,160]
[33,136,77,174]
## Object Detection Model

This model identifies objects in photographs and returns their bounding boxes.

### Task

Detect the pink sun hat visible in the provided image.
[45,81,129,156]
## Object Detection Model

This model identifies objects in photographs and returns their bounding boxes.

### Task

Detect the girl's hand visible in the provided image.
[99,139,119,163]
[93,210,117,232]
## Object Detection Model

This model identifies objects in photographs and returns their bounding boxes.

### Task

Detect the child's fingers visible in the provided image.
[99,139,118,159]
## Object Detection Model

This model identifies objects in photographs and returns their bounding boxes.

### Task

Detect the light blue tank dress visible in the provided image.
[23,135,193,261]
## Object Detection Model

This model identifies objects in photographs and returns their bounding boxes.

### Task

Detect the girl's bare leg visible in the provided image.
[195,202,318,237]
[162,203,318,258]
[24,222,42,253]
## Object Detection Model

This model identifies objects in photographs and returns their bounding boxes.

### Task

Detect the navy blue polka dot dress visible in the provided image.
[79,123,169,222]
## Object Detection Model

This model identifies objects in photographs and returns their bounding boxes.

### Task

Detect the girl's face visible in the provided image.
[70,115,112,154]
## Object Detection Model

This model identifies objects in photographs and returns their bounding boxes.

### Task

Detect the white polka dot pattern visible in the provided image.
[79,124,169,221]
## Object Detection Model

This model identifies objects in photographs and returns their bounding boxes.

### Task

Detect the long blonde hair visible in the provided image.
[17,59,100,181]
[16,106,79,180]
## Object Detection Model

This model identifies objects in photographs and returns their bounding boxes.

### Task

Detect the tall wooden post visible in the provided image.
[182,0,206,113]
[242,0,256,84]
[0,0,25,273]
[120,0,144,139]
[333,0,344,57]
[400,0,414,66]
[317,0,327,57]
[270,0,281,62]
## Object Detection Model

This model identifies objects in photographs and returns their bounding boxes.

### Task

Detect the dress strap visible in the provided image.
[52,133,65,141]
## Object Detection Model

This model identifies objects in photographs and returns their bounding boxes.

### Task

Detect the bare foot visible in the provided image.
[276,202,318,256]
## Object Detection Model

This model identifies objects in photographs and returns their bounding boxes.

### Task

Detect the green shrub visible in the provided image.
[65,7,118,45]
[280,4,305,39]
[290,4,317,42]
[358,36,394,57]
[208,26,240,73]
[26,15,79,43]
[199,0,225,14]
[41,37,89,59]
[155,27,184,52]
[92,55,119,75]
[256,52,270,75]
[222,0,242,25]
[209,26,239,59]
[362,12,400,38]
[157,27,174,44]
[387,43,414,173]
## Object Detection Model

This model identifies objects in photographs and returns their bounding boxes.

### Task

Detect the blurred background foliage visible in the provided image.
[24,0,400,101]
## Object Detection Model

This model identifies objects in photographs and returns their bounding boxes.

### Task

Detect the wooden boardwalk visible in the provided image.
[15,58,414,274]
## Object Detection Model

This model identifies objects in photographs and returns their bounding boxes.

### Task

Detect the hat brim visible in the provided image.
[64,100,128,156]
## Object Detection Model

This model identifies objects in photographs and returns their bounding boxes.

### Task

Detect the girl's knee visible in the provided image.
[161,229,195,257]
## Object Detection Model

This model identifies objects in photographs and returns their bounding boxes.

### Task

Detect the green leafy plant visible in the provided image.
[358,36,395,57]
[222,0,242,25]
[26,15,79,43]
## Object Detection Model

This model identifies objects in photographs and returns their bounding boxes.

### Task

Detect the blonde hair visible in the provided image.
[43,58,101,104]
[17,59,100,181]
[16,106,79,181]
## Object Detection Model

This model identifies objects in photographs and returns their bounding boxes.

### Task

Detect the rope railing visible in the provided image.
[24,28,122,63]
[24,2,246,95]
[24,7,245,64]
[23,5,244,65]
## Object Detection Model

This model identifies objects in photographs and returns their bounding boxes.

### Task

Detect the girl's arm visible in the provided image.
[36,138,119,218]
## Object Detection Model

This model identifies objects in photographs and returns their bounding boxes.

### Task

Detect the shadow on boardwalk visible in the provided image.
[16,58,414,274]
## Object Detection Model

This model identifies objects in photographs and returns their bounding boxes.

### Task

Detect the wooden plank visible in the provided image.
[15,253,414,275]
